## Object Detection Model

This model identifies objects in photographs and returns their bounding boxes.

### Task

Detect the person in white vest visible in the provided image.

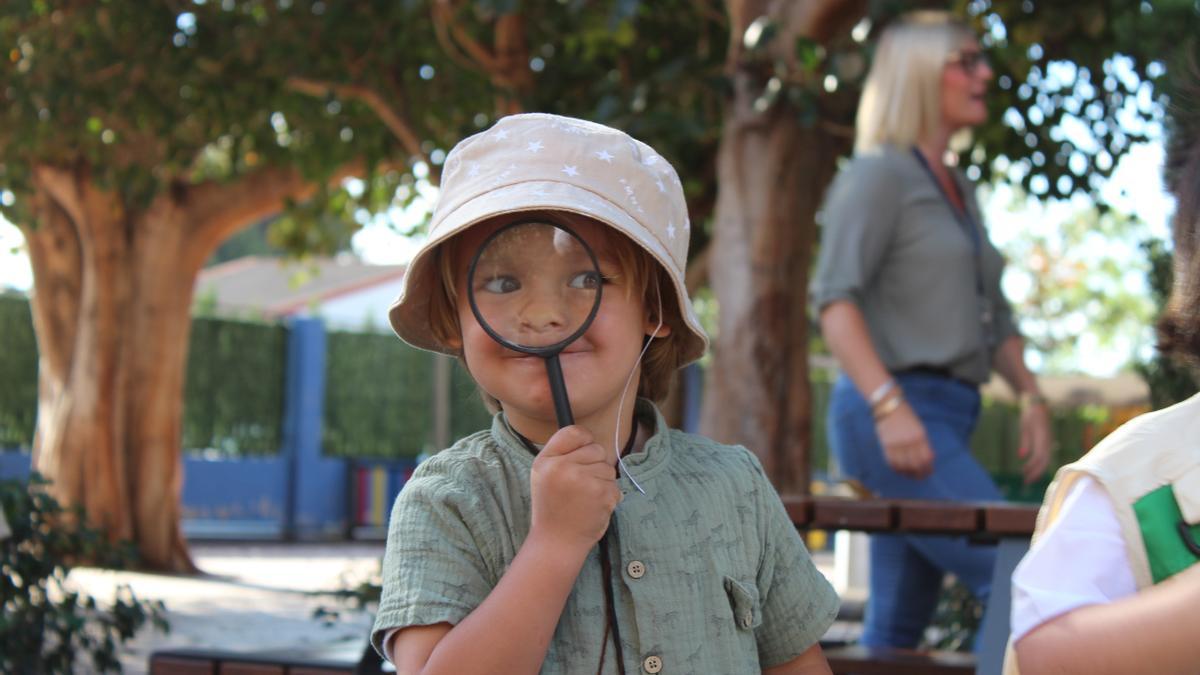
[1005,70,1200,674]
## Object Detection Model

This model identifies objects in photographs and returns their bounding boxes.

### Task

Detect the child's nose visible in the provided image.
[519,296,569,338]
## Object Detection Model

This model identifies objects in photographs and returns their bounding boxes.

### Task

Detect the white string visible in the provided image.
[614,280,662,495]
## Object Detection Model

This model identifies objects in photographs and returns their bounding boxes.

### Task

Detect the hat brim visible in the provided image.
[388,179,708,367]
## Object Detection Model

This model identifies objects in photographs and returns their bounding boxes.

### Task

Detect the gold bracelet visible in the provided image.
[872,389,905,420]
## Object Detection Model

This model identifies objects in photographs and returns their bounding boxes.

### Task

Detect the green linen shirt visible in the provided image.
[811,144,1019,385]
[372,401,839,673]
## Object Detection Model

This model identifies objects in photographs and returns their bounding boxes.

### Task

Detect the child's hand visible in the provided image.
[529,425,621,551]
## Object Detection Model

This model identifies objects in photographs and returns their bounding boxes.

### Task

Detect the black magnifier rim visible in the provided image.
[466,218,604,358]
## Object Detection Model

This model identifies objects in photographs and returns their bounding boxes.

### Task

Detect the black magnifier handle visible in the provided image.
[545,354,574,428]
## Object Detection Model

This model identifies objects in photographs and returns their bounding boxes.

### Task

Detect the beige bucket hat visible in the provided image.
[388,112,708,367]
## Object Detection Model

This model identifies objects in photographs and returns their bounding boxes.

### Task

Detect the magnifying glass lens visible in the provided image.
[470,222,601,350]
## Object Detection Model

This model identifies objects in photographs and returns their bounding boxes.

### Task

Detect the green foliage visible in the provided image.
[323,328,434,458]
[183,317,287,455]
[450,359,495,441]
[0,294,36,450]
[0,1,727,262]
[925,578,983,652]
[1134,238,1200,408]
[206,219,285,267]
[726,2,1200,205]
[997,199,1155,373]
[958,1,1200,200]
[1,473,169,673]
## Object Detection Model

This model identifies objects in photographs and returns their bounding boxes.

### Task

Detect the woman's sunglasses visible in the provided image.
[946,50,990,74]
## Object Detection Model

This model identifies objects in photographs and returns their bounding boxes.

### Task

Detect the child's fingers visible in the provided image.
[565,442,611,466]
[539,425,594,457]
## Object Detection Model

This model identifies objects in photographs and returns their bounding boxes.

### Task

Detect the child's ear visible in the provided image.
[644,318,672,339]
[445,333,463,350]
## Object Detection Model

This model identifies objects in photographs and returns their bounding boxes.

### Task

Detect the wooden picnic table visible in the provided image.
[783,495,1039,538]
[789,495,1041,675]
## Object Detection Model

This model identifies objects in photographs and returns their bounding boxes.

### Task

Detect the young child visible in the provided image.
[371,113,839,674]
[1003,75,1200,674]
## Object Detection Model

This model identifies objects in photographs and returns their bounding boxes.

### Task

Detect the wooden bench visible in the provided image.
[787,495,1039,675]
[149,642,382,675]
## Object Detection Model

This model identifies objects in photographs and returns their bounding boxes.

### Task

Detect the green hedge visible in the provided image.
[0,294,37,449]
[322,329,434,459]
[182,317,287,455]
[450,359,495,441]
[0,291,1145,485]
[321,330,494,459]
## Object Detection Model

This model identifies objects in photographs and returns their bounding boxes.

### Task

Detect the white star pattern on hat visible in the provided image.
[389,112,709,370]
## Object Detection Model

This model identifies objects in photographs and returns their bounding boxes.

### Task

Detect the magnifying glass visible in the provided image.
[467,219,604,428]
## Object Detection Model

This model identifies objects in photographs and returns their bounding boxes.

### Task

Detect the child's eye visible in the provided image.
[568,271,602,290]
[482,275,520,293]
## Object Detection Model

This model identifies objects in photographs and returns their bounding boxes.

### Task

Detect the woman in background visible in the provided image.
[811,11,1051,650]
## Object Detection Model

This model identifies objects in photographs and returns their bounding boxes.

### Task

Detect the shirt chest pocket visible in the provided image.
[723,576,762,631]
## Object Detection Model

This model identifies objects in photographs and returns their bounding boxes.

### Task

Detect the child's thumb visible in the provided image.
[540,425,593,456]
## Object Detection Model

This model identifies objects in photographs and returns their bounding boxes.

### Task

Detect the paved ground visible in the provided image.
[68,541,385,674]
[66,541,847,674]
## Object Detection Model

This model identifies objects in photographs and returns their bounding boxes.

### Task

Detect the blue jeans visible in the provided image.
[828,372,1003,649]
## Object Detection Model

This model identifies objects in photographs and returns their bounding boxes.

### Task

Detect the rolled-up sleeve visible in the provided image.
[811,154,903,311]
[749,457,840,666]
[370,469,495,658]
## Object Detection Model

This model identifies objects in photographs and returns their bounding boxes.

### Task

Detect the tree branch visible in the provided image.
[184,161,359,254]
[31,165,87,229]
[286,76,427,162]
[433,0,501,75]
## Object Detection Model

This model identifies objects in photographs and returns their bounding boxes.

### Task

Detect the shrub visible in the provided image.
[1,473,169,673]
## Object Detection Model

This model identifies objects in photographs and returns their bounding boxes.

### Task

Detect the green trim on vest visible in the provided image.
[1133,484,1200,584]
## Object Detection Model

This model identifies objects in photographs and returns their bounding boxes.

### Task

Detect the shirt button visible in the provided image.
[626,560,646,579]
[642,655,663,673]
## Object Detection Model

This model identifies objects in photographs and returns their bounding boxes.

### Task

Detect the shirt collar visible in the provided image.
[488,399,674,493]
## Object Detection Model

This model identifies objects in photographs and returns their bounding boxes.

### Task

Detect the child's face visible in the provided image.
[447,217,666,436]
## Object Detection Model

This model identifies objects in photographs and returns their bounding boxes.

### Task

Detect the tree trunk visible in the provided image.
[702,0,860,495]
[22,164,316,572]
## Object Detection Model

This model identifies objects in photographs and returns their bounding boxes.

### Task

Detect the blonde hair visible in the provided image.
[428,211,685,410]
[855,11,974,152]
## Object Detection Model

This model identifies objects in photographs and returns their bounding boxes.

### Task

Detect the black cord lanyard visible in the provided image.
[910,147,997,351]
[509,420,635,675]
[598,525,627,675]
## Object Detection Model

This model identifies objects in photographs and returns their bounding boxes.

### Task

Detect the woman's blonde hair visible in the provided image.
[855,11,974,153]
[428,211,686,411]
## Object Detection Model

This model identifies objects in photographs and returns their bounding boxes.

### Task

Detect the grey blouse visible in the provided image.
[811,145,1018,384]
